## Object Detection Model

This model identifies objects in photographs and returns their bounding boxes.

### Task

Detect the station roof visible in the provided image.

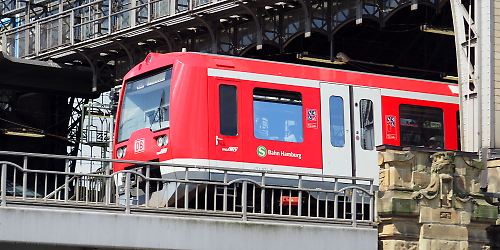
[0,52,97,98]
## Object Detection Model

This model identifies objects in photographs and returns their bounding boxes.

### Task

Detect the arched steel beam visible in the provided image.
[381,1,436,25]
[296,0,311,37]
[155,28,173,52]
[77,51,98,92]
[331,16,380,36]
[115,39,135,69]
[238,42,280,56]
[236,1,263,50]
[192,15,217,53]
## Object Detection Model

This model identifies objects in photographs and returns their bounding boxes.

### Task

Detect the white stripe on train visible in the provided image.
[208,68,459,104]
[159,158,322,176]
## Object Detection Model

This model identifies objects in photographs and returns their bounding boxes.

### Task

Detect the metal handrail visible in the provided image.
[0,150,374,182]
[0,151,376,226]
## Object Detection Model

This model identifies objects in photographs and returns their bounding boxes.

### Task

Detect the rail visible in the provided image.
[0,150,376,227]
[0,0,234,58]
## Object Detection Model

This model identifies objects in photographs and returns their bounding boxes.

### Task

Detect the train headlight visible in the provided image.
[117,147,126,158]
[156,135,169,147]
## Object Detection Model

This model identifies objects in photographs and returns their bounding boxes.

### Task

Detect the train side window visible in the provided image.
[253,88,303,143]
[359,99,375,150]
[399,105,444,149]
[329,96,344,147]
[219,84,238,136]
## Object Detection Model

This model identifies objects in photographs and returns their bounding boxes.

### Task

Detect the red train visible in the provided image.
[113,52,459,184]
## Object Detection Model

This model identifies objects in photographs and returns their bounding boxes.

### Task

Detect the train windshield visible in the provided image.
[117,68,172,142]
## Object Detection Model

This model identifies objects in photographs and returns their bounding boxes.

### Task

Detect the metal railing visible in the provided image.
[0,150,375,227]
[1,0,232,58]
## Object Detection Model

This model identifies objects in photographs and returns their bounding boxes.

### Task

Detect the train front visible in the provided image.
[113,55,173,173]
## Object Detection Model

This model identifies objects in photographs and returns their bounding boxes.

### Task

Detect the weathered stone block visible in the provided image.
[420,224,468,241]
[411,171,430,190]
[414,151,431,172]
[419,207,468,225]
[472,200,498,221]
[380,168,389,192]
[486,161,500,193]
[378,191,418,215]
[419,239,467,250]
[380,240,418,250]
[379,219,420,237]
[388,166,413,190]
[379,150,414,168]
[468,223,494,244]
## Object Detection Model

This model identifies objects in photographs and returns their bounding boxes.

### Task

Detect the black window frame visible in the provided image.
[219,84,238,136]
[252,88,304,143]
[399,104,444,149]
[359,99,375,150]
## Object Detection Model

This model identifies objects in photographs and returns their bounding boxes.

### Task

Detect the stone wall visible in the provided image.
[378,149,499,249]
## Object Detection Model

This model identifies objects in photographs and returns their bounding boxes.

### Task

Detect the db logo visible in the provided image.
[134,138,145,153]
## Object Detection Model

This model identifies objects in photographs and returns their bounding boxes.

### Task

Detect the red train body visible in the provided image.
[113,52,459,184]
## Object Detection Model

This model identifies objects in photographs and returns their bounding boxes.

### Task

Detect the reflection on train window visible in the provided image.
[219,84,238,136]
[399,105,444,149]
[359,99,375,150]
[253,88,303,143]
[329,96,344,147]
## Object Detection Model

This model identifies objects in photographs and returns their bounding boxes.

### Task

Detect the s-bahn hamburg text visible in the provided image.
[113,52,459,185]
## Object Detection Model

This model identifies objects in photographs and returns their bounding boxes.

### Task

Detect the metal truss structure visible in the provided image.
[1,0,448,83]
[450,0,496,159]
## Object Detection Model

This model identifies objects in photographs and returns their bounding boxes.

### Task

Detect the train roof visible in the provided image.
[123,52,459,98]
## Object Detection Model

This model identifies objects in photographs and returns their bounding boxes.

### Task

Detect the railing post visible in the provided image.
[260,173,265,214]
[125,172,131,214]
[1,164,7,207]
[22,156,28,200]
[34,22,40,55]
[147,0,152,22]
[1,33,7,53]
[145,165,150,207]
[64,159,69,202]
[298,175,302,216]
[104,166,111,205]
[351,189,357,228]
[108,0,113,34]
[223,171,227,212]
[70,10,75,45]
[369,180,374,223]
[130,0,137,28]
[242,180,247,221]
[184,168,189,210]
[334,179,339,219]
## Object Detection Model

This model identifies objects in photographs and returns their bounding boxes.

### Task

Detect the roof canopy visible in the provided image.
[0,52,97,98]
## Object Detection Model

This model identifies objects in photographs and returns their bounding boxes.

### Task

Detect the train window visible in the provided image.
[399,105,444,149]
[117,68,171,142]
[219,85,238,136]
[359,99,375,150]
[329,96,344,147]
[253,88,303,143]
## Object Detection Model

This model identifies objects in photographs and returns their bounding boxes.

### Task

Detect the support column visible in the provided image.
[377,148,497,249]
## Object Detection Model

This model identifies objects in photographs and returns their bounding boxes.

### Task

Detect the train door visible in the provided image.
[320,83,381,183]
[209,80,243,167]
[320,83,352,177]
[352,87,382,184]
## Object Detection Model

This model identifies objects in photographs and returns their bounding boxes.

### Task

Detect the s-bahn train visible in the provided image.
[113,52,459,185]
